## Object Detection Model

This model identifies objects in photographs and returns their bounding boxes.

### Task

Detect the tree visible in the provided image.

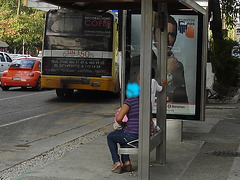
[208,0,240,40]
[208,0,223,40]
[208,0,240,32]
[221,0,240,29]
[208,0,240,98]
[0,0,45,55]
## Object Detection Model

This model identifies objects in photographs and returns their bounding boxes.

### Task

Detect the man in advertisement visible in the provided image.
[153,15,188,103]
[166,14,198,116]
[129,13,199,116]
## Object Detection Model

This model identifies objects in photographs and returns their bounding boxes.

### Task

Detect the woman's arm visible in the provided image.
[162,79,167,88]
[116,104,130,126]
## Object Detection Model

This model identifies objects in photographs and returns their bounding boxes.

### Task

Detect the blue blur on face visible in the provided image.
[126,82,140,98]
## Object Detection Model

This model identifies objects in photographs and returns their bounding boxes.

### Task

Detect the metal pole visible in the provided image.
[156,3,167,164]
[120,10,127,105]
[138,0,152,179]
[200,13,208,121]
[181,120,183,142]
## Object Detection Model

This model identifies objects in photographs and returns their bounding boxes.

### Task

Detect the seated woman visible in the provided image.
[107,81,140,174]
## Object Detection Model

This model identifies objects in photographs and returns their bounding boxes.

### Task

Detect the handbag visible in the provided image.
[113,108,128,130]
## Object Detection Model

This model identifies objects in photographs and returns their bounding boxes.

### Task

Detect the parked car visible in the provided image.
[0,51,13,76]
[232,47,240,58]
[37,53,42,58]
[1,57,41,91]
[9,54,32,60]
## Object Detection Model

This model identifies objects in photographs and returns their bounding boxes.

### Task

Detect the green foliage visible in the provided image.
[0,0,16,8]
[220,0,240,29]
[209,38,240,88]
[0,0,45,55]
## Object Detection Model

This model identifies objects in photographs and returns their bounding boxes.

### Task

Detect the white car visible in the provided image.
[0,52,13,72]
[9,54,32,60]
[0,52,13,80]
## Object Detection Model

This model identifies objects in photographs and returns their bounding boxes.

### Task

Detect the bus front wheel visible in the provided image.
[56,89,74,97]
[65,89,74,96]
[56,89,65,97]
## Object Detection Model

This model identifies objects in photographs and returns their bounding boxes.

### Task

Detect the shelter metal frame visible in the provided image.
[40,0,207,179]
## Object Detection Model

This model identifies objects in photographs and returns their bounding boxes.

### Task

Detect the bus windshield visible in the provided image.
[44,10,113,51]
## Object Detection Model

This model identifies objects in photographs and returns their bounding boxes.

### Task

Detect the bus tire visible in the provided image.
[65,89,74,96]
[113,91,120,98]
[56,89,65,97]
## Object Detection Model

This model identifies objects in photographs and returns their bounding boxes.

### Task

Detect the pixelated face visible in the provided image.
[126,82,140,98]
[153,22,177,50]
[167,22,177,49]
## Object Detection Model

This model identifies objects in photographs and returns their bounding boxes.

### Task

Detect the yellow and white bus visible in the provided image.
[41,9,119,97]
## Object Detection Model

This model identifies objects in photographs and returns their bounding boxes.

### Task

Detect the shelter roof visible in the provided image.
[41,0,206,14]
[0,40,9,48]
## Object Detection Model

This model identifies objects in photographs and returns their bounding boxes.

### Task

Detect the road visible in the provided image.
[0,88,120,172]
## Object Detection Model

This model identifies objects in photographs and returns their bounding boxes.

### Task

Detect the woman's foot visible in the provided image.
[122,161,132,172]
[111,162,122,174]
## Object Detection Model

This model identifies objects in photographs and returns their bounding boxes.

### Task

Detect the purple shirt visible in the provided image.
[123,97,139,134]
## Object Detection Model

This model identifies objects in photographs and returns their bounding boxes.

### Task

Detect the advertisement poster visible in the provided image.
[128,13,201,119]
[82,14,113,38]
[165,15,199,116]
[44,10,113,51]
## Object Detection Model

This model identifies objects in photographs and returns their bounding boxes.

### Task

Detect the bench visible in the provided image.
[118,129,162,155]
[118,139,138,154]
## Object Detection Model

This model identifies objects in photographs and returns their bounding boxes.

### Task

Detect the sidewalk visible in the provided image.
[8,126,203,180]
[2,102,240,180]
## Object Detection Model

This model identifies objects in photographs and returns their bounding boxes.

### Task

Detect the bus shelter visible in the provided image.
[41,0,207,179]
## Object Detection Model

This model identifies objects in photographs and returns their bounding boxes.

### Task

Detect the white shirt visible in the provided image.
[151,79,163,108]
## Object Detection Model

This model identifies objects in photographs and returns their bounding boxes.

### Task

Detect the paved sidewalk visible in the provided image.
[15,126,203,180]
[2,102,240,180]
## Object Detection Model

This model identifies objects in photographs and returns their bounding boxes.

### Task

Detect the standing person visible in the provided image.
[151,68,166,133]
[151,68,167,109]
[153,15,188,103]
[107,82,140,174]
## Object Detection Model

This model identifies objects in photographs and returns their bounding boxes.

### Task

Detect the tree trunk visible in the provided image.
[208,0,223,40]
[17,0,21,16]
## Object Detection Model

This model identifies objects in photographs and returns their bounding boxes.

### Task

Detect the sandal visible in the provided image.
[122,164,132,172]
[111,163,122,174]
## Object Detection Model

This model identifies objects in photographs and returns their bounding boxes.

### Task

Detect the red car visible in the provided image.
[1,57,41,91]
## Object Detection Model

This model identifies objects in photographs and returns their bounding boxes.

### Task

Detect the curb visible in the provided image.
[0,123,113,180]
[206,105,238,109]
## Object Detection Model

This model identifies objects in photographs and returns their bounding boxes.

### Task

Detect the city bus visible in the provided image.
[41,9,120,97]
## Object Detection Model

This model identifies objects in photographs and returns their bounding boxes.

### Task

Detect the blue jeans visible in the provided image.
[107,129,138,164]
